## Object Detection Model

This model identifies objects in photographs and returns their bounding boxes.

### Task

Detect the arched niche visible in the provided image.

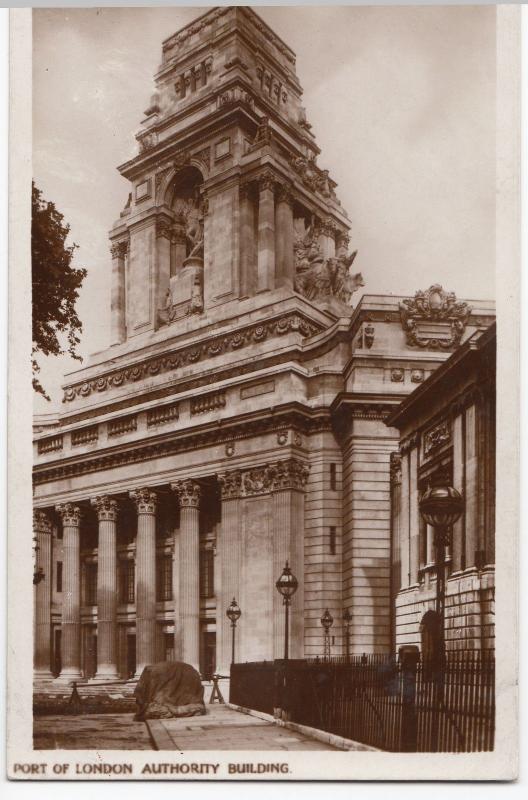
[165,166,205,278]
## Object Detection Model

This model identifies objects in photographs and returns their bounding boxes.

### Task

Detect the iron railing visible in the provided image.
[229,650,495,752]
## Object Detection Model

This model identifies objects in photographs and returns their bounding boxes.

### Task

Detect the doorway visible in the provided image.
[126,633,136,679]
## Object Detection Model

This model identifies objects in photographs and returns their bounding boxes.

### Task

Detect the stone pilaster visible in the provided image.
[269,459,309,660]
[55,503,82,682]
[409,446,420,585]
[257,171,275,292]
[217,470,243,673]
[465,403,478,568]
[129,488,158,677]
[91,495,119,680]
[239,181,256,297]
[275,184,294,289]
[110,239,127,345]
[171,480,201,672]
[33,510,53,680]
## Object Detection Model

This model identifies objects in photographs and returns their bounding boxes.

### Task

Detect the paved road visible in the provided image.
[33,713,153,750]
[148,704,339,751]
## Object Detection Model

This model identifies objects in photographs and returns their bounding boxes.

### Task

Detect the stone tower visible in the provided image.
[108,5,359,347]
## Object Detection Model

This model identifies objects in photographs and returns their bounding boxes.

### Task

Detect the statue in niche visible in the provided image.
[294,220,364,307]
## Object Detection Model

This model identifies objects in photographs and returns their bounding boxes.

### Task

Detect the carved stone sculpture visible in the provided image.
[399,284,471,350]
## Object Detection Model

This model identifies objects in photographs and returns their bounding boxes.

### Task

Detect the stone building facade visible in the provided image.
[388,323,496,654]
[32,7,495,684]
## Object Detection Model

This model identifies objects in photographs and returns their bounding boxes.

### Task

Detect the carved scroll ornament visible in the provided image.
[399,285,471,350]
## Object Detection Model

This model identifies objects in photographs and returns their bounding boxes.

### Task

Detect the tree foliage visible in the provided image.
[32,182,87,399]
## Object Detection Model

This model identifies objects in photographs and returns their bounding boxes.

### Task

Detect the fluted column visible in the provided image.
[270,459,309,660]
[171,480,201,672]
[55,503,82,682]
[110,239,127,345]
[217,470,243,673]
[130,488,158,677]
[33,510,53,680]
[275,184,294,289]
[91,495,119,680]
[257,170,276,292]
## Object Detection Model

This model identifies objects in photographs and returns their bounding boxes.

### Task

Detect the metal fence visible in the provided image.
[229,650,494,752]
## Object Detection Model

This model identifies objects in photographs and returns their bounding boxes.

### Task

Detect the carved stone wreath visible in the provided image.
[399,285,471,350]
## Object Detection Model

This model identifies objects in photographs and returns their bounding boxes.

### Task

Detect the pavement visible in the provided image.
[34,705,342,751]
[147,704,340,751]
[33,713,153,750]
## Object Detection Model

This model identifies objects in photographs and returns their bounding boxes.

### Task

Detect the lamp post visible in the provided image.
[275,561,298,661]
[226,597,241,665]
[321,608,334,661]
[343,607,352,662]
[419,485,464,661]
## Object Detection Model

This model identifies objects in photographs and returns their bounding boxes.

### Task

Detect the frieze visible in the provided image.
[171,479,201,508]
[268,458,310,492]
[243,465,272,497]
[62,312,323,402]
[91,495,119,522]
[423,420,451,457]
[399,284,471,350]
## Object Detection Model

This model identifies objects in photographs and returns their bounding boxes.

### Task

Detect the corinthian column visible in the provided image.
[257,171,275,292]
[110,239,127,345]
[217,470,243,673]
[130,488,158,677]
[55,503,82,682]
[270,459,309,660]
[91,495,119,680]
[171,480,201,672]
[33,510,53,680]
[275,184,294,289]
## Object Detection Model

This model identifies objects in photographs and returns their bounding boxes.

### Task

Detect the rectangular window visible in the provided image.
[156,554,173,602]
[119,560,135,604]
[84,563,97,606]
[330,463,337,491]
[329,526,337,556]
[56,561,63,593]
[200,548,215,599]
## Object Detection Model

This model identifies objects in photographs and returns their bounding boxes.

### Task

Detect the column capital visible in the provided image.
[55,503,82,526]
[171,479,201,508]
[268,458,310,492]
[257,169,276,193]
[129,487,157,514]
[110,239,128,260]
[91,495,119,522]
[276,183,294,207]
[33,509,52,534]
[217,469,243,500]
[390,452,402,486]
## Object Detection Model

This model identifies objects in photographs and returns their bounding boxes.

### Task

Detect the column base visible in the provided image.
[53,669,83,685]
[91,669,119,683]
[33,669,54,683]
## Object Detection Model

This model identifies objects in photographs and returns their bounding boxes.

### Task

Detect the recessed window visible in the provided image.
[156,554,173,602]
[330,463,337,491]
[56,561,62,593]
[329,526,337,556]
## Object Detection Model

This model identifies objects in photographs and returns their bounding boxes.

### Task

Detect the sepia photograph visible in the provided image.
[6,1,520,781]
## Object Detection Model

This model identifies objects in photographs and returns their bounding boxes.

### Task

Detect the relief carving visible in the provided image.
[294,223,363,307]
[423,420,451,456]
[399,285,471,350]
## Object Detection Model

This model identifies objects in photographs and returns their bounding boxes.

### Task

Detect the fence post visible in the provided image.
[399,645,419,752]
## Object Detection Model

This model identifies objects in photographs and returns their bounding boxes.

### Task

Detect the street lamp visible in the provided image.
[419,484,464,660]
[275,561,298,661]
[321,608,334,661]
[226,597,241,665]
[343,608,352,662]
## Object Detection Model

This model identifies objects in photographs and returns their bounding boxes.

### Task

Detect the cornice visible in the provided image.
[33,405,330,487]
[62,311,323,404]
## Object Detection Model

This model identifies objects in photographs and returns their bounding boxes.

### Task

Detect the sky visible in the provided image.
[32,4,496,413]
